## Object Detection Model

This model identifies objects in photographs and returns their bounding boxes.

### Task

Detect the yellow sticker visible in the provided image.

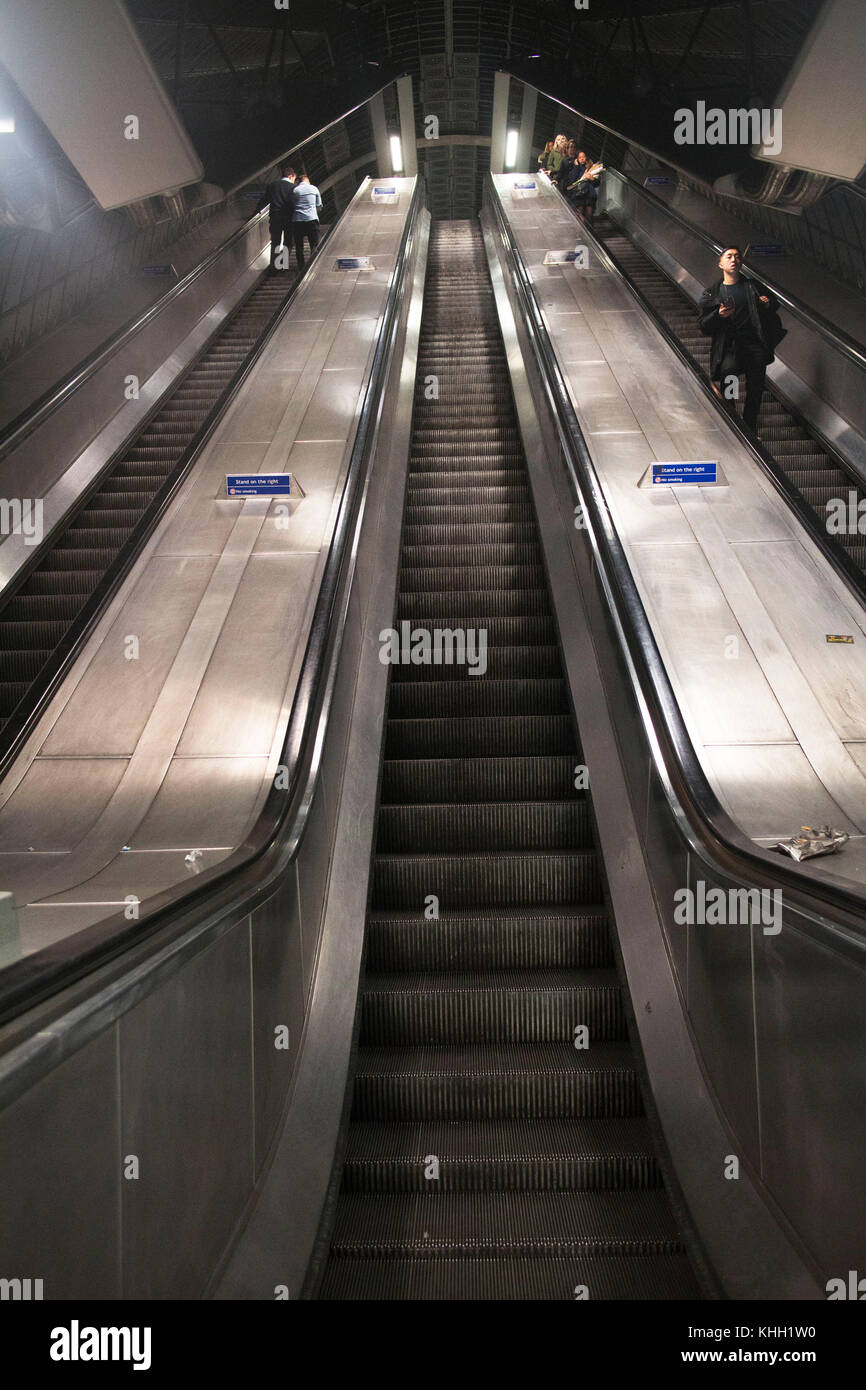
[826,634,854,643]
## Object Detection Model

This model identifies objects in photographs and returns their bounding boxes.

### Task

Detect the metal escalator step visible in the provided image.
[2,593,87,622]
[0,683,30,716]
[390,646,561,681]
[0,649,54,682]
[0,619,72,648]
[360,969,622,1046]
[760,425,809,442]
[376,800,589,853]
[400,542,541,567]
[21,567,105,591]
[328,1189,682,1258]
[385,713,575,758]
[403,505,536,526]
[340,1118,661,1192]
[786,468,849,489]
[76,508,145,528]
[85,493,153,512]
[399,563,541,590]
[366,908,611,971]
[56,530,133,552]
[380,754,577,802]
[397,588,549,617]
[770,442,834,459]
[319,1252,700,1300]
[100,477,169,494]
[841,542,866,567]
[405,487,531,508]
[386,678,568,719]
[351,1041,643,1120]
[371,851,601,910]
[406,470,527,490]
[407,455,525,473]
[403,523,539,546]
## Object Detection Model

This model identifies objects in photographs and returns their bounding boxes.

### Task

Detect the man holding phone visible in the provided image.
[698,245,783,435]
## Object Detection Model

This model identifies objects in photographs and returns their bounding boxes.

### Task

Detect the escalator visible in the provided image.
[0,265,303,744]
[319,221,702,1301]
[591,212,866,575]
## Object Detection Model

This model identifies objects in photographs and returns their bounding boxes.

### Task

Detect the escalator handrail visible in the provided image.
[604,167,866,371]
[509,77,866,371]
[0,177,427,1033]
[0,207,347,780]
[485,172,866,947]
[0,208,270,462]
[546,178,866,610]
[0,81,401,463]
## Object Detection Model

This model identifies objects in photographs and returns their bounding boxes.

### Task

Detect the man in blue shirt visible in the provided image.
[292,173,323,271]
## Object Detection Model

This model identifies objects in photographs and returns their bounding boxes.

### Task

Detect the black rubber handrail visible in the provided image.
[0,177,426,1033]
[0,216,343,782]
[604,167,866,370]
[0,209,268,461]
[513,79,866,368]
[484,173,866,945]
[0,79,397,462]
[549,182,866,615]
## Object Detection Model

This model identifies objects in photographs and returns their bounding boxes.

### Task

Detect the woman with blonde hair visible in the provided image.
[546,134,568,178]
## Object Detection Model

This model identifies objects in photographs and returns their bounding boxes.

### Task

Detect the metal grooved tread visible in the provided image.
[595,214,866,574]
[319,220,701,1302]
[0,272,297,737]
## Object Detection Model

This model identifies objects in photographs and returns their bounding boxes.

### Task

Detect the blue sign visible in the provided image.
[513,180,537,190]
[336,256,371,270]
[651,461,718,486]
[749,242,784,256]
[543,249,589,265]
[373,187,397,196]
[227,474,292,497]
[645,175,670,185]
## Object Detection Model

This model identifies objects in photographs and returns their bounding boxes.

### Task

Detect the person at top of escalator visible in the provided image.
[292,172,323,273]
[565,151,601,222]
[698,245,785,436]
[255,164,297,272]
[537,139,555,172]
[550,139,579,191]
[544,135,568,178]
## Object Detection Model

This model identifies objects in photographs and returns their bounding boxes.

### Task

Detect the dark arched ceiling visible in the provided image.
[126,0,829,187]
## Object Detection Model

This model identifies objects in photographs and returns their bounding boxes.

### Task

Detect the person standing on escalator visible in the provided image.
[698,245,784,436]
[255,165,297,272]
[292,172,323,273]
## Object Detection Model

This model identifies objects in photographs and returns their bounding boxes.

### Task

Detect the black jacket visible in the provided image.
[553,154,580,188]
[698,277,783,377]
[256,178,296,218]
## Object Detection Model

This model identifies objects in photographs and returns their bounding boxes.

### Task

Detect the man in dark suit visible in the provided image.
[255,165,297,271]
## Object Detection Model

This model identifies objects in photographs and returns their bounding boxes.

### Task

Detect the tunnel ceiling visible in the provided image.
[126,0,830,188]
